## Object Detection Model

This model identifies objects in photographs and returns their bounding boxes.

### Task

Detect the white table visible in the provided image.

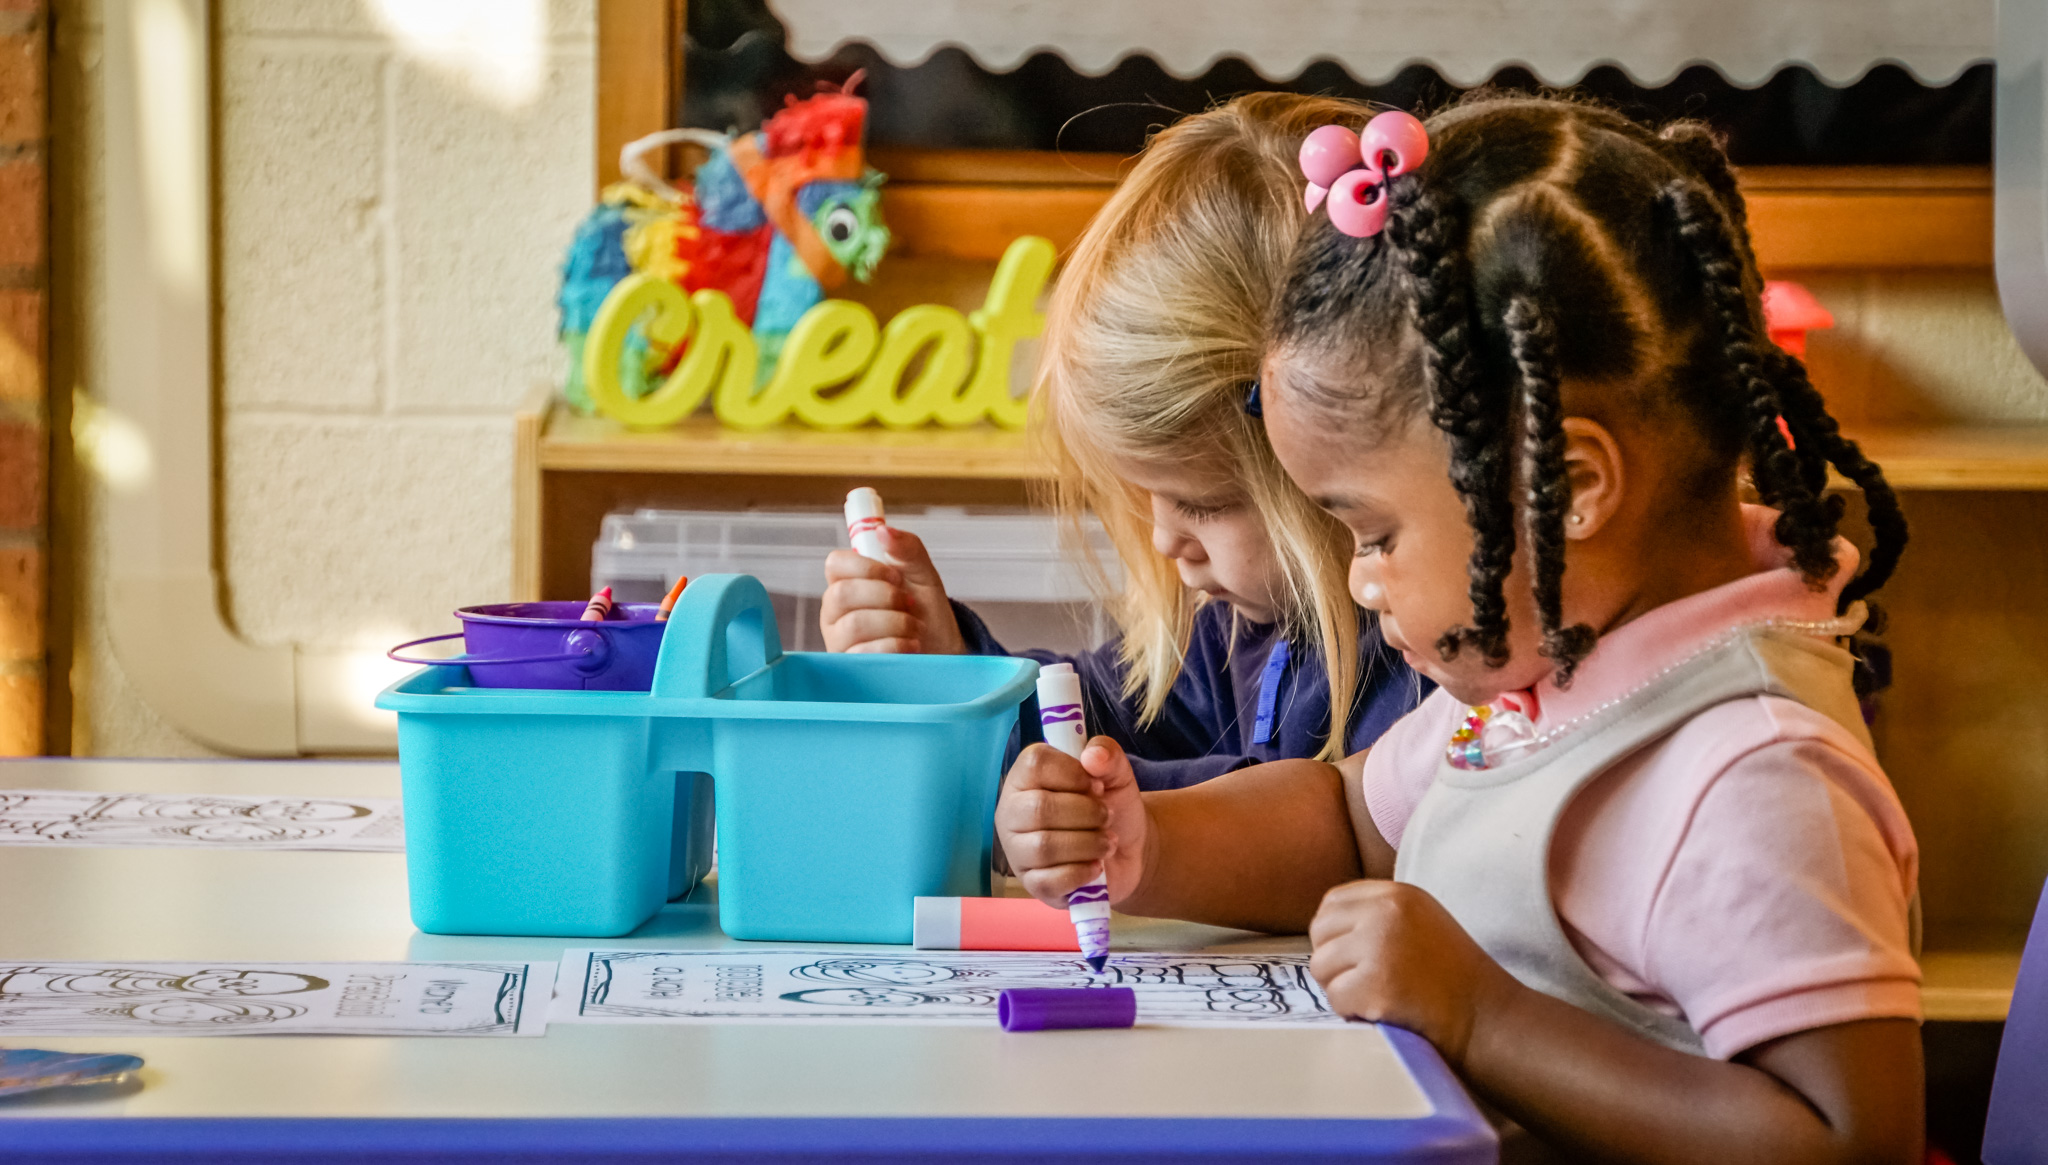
[0,758,1495,1162]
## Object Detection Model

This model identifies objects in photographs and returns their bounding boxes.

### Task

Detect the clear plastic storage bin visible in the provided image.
[592,507,1118,655]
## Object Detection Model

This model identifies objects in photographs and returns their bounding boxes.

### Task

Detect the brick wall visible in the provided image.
[0,0,45,755]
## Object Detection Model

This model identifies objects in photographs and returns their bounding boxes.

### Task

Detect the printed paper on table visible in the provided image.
[555,949,1341,1027]
[0,962,551,1037]
[0,790,404,851]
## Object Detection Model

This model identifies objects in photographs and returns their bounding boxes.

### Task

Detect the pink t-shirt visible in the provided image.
[1361,508,1922,1059]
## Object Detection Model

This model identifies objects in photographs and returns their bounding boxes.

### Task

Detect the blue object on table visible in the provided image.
[377,574,1038,943]
[1984,876,2048,1163]
[0,1048,143,1099]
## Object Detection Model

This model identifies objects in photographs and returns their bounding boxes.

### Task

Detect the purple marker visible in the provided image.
[1036,662,1111,973]
[998,987,1136,1032]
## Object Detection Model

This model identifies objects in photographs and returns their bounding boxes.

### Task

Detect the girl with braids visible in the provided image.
[996,94,1922,1162]
[822,94,1424,791]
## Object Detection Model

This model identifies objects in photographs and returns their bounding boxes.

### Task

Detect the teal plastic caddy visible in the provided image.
[376,575,1038,941]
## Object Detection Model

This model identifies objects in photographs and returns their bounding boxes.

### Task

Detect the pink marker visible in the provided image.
[1037,662,1111,973]
[579,585,614,622]
[844,487,889,562]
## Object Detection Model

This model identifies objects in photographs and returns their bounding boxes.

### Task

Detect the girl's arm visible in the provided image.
[995,740,1376,933]
[1310,881,1923,1164]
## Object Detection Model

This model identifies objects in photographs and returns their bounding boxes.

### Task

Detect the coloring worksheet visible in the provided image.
[0,790,404,851]
[0,962,551,1037]
[555,949,1341,1028]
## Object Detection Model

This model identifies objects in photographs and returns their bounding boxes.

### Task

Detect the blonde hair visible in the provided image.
[1035,92,1375,761]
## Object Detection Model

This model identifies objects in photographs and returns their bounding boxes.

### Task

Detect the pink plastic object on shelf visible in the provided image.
[1762,280,1834,358]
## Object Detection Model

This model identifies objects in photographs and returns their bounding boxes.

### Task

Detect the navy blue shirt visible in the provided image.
[955,600,1430,791]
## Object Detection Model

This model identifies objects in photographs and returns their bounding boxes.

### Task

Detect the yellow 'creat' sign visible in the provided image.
[583,236,1056,431]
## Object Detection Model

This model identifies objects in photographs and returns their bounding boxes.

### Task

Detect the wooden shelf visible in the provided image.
[537,405,1049,480]
[1744,166,1990,271]
[535,407,2048,492]
[1921,949,2023,1022]
[1843,425,2048,490]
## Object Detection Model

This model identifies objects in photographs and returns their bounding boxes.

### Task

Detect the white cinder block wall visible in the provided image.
[61,0,594,754]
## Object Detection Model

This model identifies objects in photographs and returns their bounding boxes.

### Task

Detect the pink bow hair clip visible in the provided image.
[1299,110,1430,238]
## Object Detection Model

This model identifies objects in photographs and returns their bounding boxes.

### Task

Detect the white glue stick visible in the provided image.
[844,487,889,562]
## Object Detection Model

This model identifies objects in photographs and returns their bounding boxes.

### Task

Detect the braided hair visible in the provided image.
[1269,95,1907,682]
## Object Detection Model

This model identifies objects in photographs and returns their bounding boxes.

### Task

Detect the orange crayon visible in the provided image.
[655,576,689,621]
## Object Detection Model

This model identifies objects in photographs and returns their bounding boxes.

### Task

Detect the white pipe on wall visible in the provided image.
[100,0,395,755]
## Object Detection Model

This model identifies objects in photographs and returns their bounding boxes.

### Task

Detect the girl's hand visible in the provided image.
[995,736,1148,908]
[819,527,967,654]
[1313,883,1925,1164]
[1308,880,1522,1067]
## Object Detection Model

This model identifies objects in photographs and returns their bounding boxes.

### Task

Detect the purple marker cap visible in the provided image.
[997,987,1137,1032]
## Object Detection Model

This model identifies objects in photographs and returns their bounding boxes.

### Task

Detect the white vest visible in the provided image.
[1389,626,1881,1057]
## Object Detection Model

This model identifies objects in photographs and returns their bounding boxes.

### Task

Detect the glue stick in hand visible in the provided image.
[844,487,889,563]
[1036,662,1112,974]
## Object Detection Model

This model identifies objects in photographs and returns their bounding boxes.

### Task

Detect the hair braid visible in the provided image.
[1385,181,1517,666]
[1766,350,1910,606]
[1653,127,1841,493]
[1269,96,1910,692]
[1655,130,1903,601]
[1656,123,1757,270]
[1505,295,1598,682]
[1661,180,1843,586]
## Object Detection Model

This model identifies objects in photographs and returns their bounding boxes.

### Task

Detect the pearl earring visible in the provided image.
[1569,513,1585,526]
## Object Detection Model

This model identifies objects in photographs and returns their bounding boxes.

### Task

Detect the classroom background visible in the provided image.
[4,0,2048,1158]
[9,1,2040,757]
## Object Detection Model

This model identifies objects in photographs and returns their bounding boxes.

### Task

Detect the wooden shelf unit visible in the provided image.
[1922,951,2026,1023]
[536,409,1047,479]
[520,404,2048,512]
[515,398,1045,603]
[525,407,2048,494]
[1845,425,2048,490]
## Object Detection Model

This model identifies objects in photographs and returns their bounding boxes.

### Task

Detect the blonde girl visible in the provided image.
[822,93,1425,788]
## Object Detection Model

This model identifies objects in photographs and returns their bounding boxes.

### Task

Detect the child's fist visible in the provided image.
[820,527,966,655]
[995,736,1148,909]
[1307,880,1519,1067]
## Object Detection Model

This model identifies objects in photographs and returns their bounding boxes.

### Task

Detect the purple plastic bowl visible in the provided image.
[387,602,667,691]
